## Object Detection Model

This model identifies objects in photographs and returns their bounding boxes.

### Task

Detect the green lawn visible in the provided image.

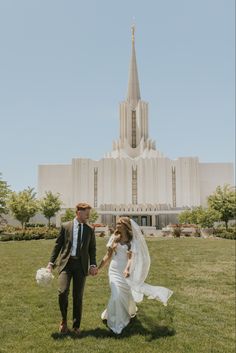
[0,237,235,353]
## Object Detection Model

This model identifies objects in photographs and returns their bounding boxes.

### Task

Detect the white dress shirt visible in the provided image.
[71,218,83,256]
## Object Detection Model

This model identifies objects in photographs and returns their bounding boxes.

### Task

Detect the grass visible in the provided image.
[0,237,235,353]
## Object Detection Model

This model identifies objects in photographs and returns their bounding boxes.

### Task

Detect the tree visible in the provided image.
[178,206,220,228]
[61,208,75,222]
[89,209,99,224]
[195,207,220,228]
[7,187,39,228]
[61,208,99,224]
[178,209,198,225]
[208,185,236,229]
[40,191,62,227]
[0,173,11,221]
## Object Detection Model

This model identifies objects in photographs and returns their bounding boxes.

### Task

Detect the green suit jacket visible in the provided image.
[49,221,97,275]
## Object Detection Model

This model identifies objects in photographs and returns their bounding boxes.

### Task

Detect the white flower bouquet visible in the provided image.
[36,267,54,286]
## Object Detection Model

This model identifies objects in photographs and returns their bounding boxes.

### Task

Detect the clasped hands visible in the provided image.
[89,266,98,276]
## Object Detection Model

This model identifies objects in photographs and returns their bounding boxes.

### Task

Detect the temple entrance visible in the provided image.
[130,215,152,227]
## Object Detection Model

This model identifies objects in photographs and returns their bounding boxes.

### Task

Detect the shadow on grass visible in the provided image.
[120,315,176,341]
[51,315,175,341]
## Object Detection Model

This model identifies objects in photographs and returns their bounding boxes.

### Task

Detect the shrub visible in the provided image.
[44,232,57,240]
[26,223,45,228]
[0,225,59,241]
[194,229,201,237]
[215,230,236,240]
[213,226,236,239]
[23,233,32,240]
[173,227,181,237]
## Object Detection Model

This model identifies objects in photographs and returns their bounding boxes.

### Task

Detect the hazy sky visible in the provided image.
[0,0,235,191]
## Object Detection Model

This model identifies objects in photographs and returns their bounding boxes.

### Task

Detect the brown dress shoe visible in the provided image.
[73,327,81,336]
[59,320,69,333]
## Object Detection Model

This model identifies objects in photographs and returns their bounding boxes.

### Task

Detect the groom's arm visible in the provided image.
[88,228,97,267]
[47,225,65,269]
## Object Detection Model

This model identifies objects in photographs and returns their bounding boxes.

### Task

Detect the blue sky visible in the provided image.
[0,0,235,191]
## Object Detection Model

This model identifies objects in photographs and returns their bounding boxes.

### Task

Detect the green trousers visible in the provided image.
[58,257,86,328]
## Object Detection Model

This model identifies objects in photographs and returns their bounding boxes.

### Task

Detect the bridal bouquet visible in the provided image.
[36,267,54,286]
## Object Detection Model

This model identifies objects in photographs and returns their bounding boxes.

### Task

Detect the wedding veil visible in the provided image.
[127,219,173,305]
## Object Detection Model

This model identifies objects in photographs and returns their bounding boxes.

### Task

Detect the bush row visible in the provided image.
[0,226,58,241]
[162,226,236,239]
[0,225,235,241]
[214,231,236,240]
[213,227,236,240]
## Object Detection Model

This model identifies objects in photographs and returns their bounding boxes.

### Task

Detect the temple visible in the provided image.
[38,26,234,228]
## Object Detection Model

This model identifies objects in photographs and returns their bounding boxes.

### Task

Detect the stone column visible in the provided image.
[152,214,156,227]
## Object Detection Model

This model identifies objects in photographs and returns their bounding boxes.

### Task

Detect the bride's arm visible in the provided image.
[123,250,133,278]
[98,247,113,271]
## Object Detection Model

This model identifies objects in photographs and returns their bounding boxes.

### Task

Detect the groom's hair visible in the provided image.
[76,202,92,211]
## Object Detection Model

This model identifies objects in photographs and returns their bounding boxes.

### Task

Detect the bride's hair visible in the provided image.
[114,216,133,250]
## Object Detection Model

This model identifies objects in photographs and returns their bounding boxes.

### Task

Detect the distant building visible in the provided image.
[38,26,234,228]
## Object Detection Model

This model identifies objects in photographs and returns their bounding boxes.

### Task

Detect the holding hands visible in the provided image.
[46,262,98,276]
[89,265,98,276]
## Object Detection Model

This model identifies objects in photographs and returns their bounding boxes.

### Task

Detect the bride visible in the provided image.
[97,216,173,334]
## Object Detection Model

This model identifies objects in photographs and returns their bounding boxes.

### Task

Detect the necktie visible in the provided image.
[76,223,82,257]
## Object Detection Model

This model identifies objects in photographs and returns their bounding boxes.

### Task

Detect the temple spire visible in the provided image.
[127,25,141,108]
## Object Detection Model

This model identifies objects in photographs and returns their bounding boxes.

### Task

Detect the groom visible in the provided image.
[47,202,98,335]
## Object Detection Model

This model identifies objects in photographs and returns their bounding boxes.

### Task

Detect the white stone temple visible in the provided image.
[38,26,234,228]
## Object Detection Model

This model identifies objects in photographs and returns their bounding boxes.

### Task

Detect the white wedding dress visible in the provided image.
[101,239,138,334]
[101,221,173,334]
